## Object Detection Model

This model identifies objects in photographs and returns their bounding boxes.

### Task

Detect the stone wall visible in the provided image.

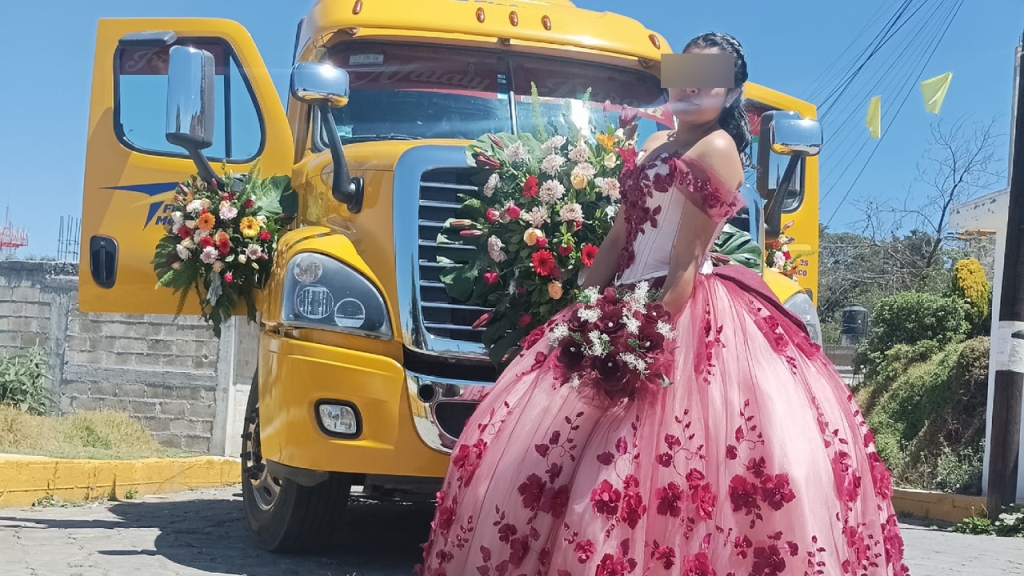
[0,261,255,454]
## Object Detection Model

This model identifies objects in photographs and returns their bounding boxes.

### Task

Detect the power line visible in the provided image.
[802,5,898,100]
[825,0,964,228]
[821,0,954,187]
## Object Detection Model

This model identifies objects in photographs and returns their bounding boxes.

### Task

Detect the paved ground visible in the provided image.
[0,486,1021,576]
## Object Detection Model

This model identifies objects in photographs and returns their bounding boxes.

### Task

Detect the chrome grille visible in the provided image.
[417,168,491,343]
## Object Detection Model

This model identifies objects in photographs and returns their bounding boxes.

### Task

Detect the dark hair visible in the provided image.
[683,32,751,165]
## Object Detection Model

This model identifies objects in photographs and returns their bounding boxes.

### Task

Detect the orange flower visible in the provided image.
[196,212,216,232]
[596,133,615,150]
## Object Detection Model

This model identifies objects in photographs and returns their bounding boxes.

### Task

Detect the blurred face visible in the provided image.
[667,47,739,128]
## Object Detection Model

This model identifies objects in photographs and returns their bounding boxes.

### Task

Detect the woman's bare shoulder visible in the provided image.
[686,131,744,189]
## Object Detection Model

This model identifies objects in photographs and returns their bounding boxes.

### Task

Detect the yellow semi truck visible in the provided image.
[79,0,823,552]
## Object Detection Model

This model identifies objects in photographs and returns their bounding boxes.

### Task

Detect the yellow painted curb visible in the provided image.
[891,487,988,524]
[0,455,241,508]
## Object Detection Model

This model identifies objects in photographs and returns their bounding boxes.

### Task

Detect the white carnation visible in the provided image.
[538,180,566,204]
[541,135,567,156]
[505,141,527,163]
[200,246,218,264]
[175,244,192,260]
[569,144,590,163]
[523,206,550,228]
[541,154,566,176]
[487,235,506,263]
[572,162,596,179]
[185,200,203,215]
[596,177,621,200]
[483,173,499,197]
[558,203,584,223]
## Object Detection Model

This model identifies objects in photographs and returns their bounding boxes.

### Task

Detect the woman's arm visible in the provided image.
[580,209,626,291]
[658,133,744,317]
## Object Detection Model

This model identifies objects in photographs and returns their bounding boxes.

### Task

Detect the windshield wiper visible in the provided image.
[340,134,420,143]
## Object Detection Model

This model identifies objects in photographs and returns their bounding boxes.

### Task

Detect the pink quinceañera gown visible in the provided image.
[416,151,910,576]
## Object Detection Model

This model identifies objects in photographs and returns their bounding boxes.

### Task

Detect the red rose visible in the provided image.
[522,175,539,198]
[581,244,599,267]
[259,230,272,241]
[558,243,573,257]
[244,199,255,210]
[223,272,233,283]
[556,340,586,370]
[485,208,500,223]
[531,250,557,277]
[483,271,499,285]
[177,226,192,240]
[536,237,548,248]
[518,314,532,328]
[506,204,522,219]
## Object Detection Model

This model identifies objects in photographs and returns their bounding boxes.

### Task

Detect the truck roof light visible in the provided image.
[352,0,362,15]
[509,11,519,26]
[542,15,552,30]
[649,34,661,49]
[477,7,486,23]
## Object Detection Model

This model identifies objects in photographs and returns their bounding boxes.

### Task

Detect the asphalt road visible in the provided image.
[0,486,1021,576]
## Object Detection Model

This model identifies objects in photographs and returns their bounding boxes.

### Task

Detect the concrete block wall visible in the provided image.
[0,261,257,454]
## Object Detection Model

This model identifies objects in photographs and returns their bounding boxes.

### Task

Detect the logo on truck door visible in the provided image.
[102,182,179,230]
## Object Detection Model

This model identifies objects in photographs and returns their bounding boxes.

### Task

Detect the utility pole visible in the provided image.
[987,31,1024,520]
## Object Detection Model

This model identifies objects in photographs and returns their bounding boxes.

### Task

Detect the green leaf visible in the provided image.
[440,264,479,302]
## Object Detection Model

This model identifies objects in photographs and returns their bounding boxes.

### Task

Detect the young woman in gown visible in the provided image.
[416,32,910,576]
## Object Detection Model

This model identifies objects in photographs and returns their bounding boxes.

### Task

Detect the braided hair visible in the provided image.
[683,32,752,166]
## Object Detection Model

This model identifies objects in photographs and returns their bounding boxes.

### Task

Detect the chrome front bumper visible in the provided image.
[405,370,494,454]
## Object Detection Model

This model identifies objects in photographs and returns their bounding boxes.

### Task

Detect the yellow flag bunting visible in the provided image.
[920,72,953,115]
[866,95,882,139]
[863,71,952,139]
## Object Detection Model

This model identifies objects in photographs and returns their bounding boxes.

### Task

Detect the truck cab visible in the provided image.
[79,0,822,553]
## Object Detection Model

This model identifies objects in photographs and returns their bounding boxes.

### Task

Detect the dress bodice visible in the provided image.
[614,150,746,286]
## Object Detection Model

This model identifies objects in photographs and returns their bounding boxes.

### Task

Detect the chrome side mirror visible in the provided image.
[768,111,823,157]
[290,62,363,213]
[165,45,220,186]
[290,62,351,107]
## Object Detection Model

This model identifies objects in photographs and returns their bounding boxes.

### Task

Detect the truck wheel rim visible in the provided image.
[245,403,282,511]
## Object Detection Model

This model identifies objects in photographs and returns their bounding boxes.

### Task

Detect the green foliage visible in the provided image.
[0,345,52,415]
[952,258,992,335]
[714,224,763,271]
[858,337,989,495]
[993,504,1024,537]
[854,291,970,379]
[951,515,993,535]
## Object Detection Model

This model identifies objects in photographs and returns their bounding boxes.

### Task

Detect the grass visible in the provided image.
[0,405,188,460]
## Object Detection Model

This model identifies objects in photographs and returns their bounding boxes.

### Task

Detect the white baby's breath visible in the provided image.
[580,286,601,305]
[585,330,610,357]
[656,320,678,340]
[577,307,601,324]
[548,323,570,347]
[619,352,650,376]
[623,313,642,335]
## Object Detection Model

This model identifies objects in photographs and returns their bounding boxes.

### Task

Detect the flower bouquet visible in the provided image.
[151,166,290,338]
[765,220,801,278]
[546,281,676,403]
[438,92,641,367]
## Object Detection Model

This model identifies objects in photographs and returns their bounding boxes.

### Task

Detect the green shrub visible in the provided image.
[951,515,994,535]
[0,346,52,415]
[993,504,1024,538]
[855,292,970,379]
[860,337,989,495]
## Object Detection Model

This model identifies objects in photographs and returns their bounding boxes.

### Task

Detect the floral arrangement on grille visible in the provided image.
[438,94,641,367]
[151,167,289,338]
[546,281,676,403]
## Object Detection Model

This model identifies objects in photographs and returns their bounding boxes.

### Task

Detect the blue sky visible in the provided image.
[0,0,1021,257]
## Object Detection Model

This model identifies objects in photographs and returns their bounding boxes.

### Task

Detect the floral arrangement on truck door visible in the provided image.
[152,166,290,338]
[439,88,763,367]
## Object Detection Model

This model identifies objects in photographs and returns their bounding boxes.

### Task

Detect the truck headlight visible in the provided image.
[281,253,392,339]
[783,291,823,346]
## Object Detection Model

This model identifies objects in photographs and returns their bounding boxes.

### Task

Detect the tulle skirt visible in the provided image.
[416,269,910,576]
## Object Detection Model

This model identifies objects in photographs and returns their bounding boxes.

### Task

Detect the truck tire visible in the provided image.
[240,374,351,553]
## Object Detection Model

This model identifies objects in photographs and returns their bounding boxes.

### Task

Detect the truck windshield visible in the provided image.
[324,42,672,143]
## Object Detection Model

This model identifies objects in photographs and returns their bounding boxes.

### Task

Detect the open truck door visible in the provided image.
[79,18,293,315]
